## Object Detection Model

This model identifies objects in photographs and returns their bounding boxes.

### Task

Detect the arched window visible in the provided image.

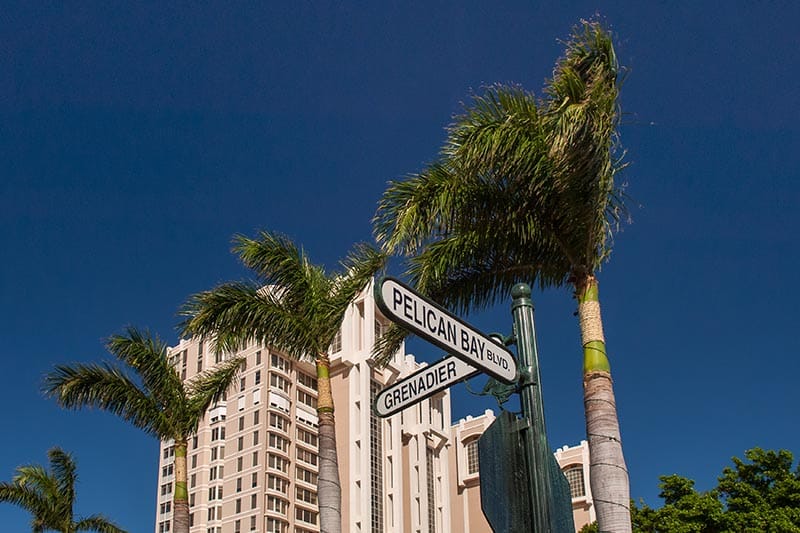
[465,440,480,475]
[563,465,585,498]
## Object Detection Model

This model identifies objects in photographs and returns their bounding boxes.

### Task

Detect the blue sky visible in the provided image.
[2,2,798,531]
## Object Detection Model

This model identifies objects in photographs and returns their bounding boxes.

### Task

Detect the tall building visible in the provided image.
[155,282,459,533]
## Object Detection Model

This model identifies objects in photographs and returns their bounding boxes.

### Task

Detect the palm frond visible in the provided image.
[47,448,76,518]
[542,20,625,271]
[0,482,51,519]
[44,363,170,439]
[233,231,320,307]
[73,514,127,533]
[371,324,408,367]
[324,243,387,337]
[105,328,186,432]
[181,281,318,357]
[184,356,244,433]
[445,84,547,184]
[374,163,463,254]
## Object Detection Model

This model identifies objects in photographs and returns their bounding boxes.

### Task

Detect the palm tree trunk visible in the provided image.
[316,352,342,533]
[575,275,631,533]
[173,440,190,533]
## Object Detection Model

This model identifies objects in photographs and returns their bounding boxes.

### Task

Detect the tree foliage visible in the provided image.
[45,328,243,533]
[581,448,800,532]
[0,448,126,533]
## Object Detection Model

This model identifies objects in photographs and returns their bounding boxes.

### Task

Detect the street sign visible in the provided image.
[479,410,532,532]
[479,411,574,533]
[373,355,480,418]
[376,277,518,384]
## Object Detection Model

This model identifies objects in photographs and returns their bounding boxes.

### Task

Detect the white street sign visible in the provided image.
[374,355,480,418]
[376,277,518,384]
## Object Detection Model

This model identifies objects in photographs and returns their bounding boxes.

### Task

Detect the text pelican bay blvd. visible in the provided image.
[374,356,479,418]
[376,277,518,384]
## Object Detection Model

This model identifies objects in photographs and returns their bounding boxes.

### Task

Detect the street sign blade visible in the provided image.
[373,355,479,418]
[376,277,518,384]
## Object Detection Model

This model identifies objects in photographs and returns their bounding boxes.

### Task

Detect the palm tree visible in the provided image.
[45,328,243,533]
[180,231,386,533]
[0,447,126,533]
[373,21,631,532]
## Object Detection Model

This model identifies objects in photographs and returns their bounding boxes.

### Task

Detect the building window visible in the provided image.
[267,474,288,494]
[296,466,318,485]
[297,372,317,391]
[297,428,318,448]
[253,409,260,425]
[269,413,289,433]
[266,517,287,532]
[269,454,289,474]
[374,319,388,340]
[251,493,258,509]
[370,381,384,533]
[240,377,246,392]
[296,487,317,505]
[269,373,290,394]
[295,507,318,525]
[426,448,436,533]
[267,495,288,515]
[255,370,261,385]
[271,353,289,373]
[466,440,480,475]
[297,448,318,466]
[564,465,586,498]
[269,433,289,453]
[252,451,259,466]
[297,389,318,409]
[330,329,342,353]
[255,350,262,365]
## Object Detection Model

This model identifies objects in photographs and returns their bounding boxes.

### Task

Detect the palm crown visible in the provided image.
[181,231,386,358]
[45,328,243,533]
[374,21,625,314]
[0,447,126,533]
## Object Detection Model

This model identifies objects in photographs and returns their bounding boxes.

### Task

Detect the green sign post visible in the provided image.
[479,283,574,532]
[374,278,574,532]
